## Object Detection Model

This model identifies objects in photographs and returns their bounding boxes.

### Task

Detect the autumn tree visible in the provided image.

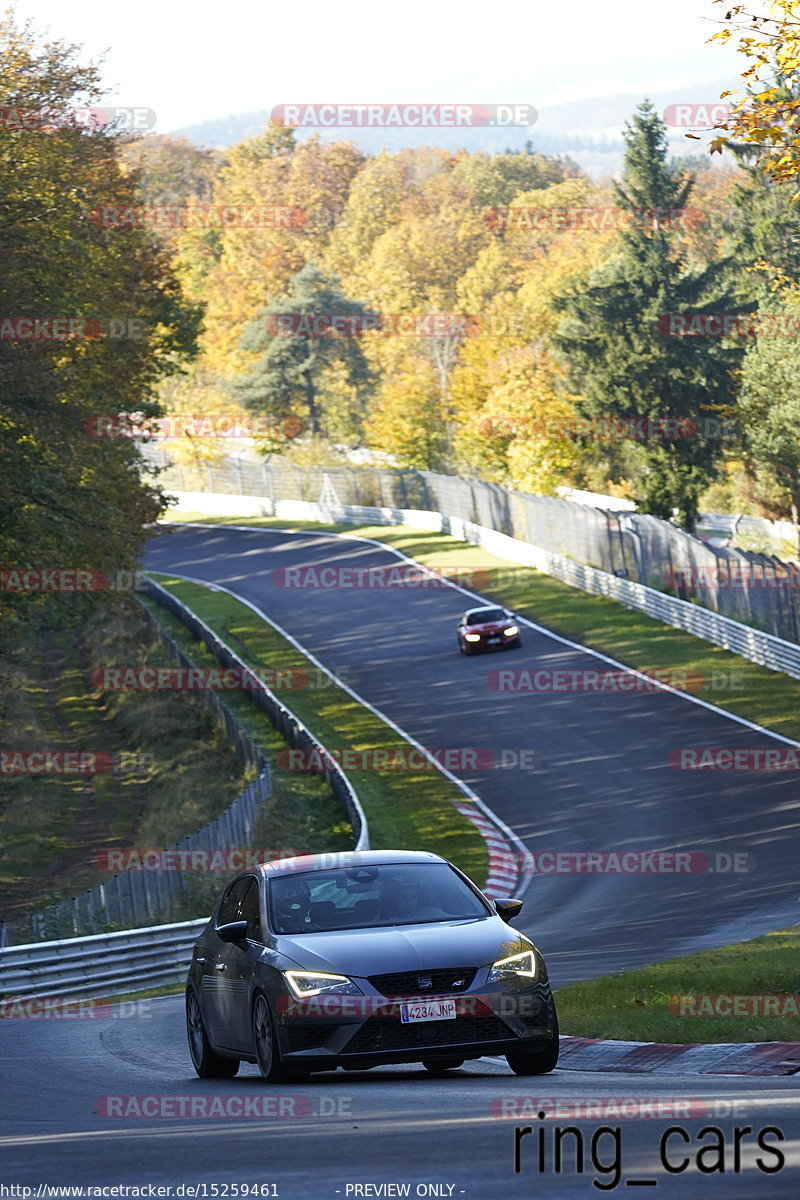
[736,284,800,549]
[708,0,800,186]
[0,11,197,644]
[235,262,372,437]
[553,102,744,528]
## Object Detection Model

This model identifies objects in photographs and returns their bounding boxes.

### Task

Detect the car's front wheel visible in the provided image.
[252,993,291,1082]
[506,1015,559,1076]
[186,987,239,1078]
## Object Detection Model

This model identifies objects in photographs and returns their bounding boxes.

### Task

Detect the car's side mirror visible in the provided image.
[494,898,523,922]
[216,920,248,943]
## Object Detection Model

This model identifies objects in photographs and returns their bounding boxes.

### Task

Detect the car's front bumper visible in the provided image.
[272,980,556,1070]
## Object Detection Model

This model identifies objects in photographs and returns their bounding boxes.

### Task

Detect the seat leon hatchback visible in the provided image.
[186,850,558,1081]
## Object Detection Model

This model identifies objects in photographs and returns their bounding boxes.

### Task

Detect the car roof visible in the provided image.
[254,849,448,878]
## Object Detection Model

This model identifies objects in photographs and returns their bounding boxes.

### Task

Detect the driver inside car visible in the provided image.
[382,877,442,923]
[272,877,322,933]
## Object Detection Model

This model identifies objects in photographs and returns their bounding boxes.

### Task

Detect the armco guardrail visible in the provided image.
[142,578,369,855]
[168,489,800,684]
[144,450,800,644]
[0,919,207,1000]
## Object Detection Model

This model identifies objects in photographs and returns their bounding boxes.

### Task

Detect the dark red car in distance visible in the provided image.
[457,606,522,655]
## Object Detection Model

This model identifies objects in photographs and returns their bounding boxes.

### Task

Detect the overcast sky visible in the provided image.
[14,0,747,132]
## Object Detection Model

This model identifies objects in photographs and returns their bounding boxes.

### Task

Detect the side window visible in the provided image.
[217,877,252,927]
[240,878,263,943]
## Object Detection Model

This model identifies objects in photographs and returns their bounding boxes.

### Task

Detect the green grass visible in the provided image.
[161,510,800,743]
[146,574,489,885]
[554,926,800,1043]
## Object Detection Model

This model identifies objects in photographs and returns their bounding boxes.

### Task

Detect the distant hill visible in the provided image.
[169,79,737,178]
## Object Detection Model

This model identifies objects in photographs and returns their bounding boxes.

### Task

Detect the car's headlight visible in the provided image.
[503,625,519,637]
[284,971,364,999]
[488,950,537,983]
[464,632,481,642]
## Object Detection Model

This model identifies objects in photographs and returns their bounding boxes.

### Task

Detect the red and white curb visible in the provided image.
[555,1036,800,1077]
[454,802,522,900]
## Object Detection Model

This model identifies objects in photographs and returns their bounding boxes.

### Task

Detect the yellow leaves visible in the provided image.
[364,352,442,469]
[708,0,800,182]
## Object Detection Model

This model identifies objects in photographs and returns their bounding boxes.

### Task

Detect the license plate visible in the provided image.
[487,637,500,644]
[400,1000,457,1023]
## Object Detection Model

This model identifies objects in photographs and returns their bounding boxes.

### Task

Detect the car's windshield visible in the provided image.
[466,609,507,625]
[268,863,490,933]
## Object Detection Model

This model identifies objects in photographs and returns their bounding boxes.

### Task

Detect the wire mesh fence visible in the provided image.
[147,449,800,644]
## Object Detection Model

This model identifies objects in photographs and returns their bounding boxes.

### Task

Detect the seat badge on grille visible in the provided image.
[417,976,432,989]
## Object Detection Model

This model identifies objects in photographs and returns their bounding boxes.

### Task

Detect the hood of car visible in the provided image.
[466,620,508,632]
[277,915,522,979]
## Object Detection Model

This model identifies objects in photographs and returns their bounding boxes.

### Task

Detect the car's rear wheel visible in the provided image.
[506,1015,559,1075]
[422,1058,464,1073]
[186,987,239,1078]
[252,993,292,1083]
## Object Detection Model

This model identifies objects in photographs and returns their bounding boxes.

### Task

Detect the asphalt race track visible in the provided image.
[143,524,800,983]
[0,997,798,1196]
[3,522,798,1198]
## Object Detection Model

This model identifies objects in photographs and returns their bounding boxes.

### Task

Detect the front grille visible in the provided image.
[284,1026,332,1052]
[344,1014,510,1055]
[368,968,477,997]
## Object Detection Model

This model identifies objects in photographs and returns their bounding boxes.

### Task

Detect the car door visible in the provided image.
[225,875,268,1052]
[201,876,254,1046]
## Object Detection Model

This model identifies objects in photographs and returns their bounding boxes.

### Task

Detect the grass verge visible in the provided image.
[554,925,800,1043]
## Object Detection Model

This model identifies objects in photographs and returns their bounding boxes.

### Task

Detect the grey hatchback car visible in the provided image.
[185,850,559,1081]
